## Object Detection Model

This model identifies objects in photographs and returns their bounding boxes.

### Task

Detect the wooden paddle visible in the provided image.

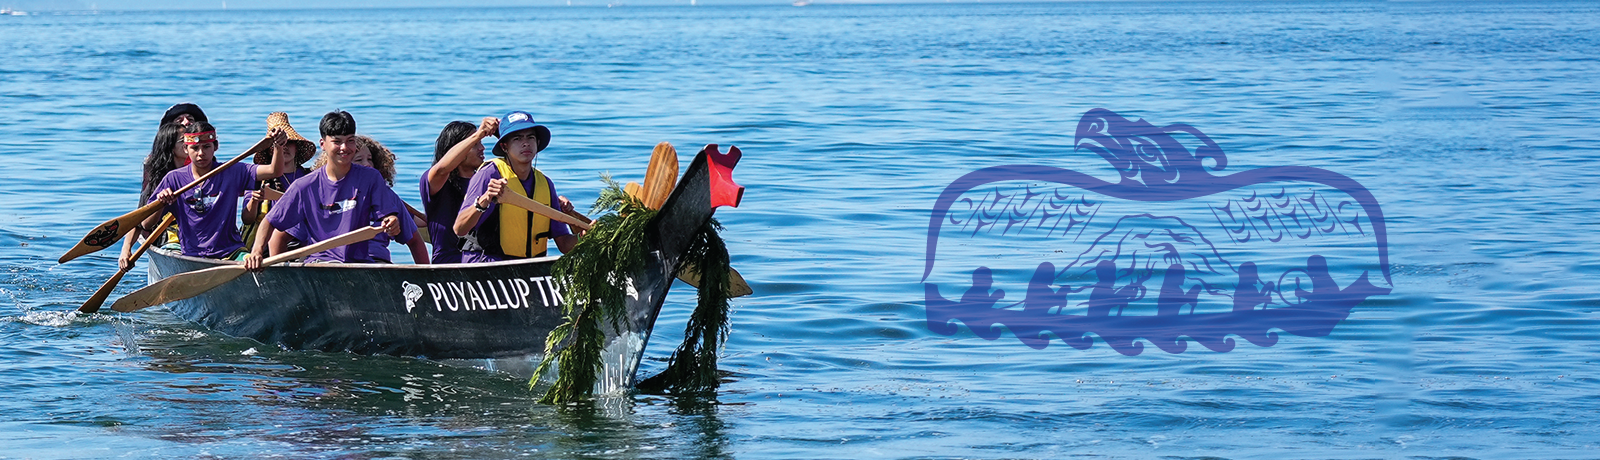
[260,186,431,244]
[632,142,751,297]
[677,263,754,298]
[624,182,643,203]
[641,142,679,210]
[77,214,177,313]
[258,185,283,202]
[110,226,383,313]
[59,135,276,264]
[499,192,593,232]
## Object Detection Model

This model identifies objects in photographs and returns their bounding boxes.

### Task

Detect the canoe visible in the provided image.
[142,145,744,386]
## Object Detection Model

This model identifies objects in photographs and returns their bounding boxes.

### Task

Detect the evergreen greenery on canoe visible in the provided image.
[535,176,733,403]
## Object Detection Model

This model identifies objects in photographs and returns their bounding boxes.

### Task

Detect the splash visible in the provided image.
[113,316,141,355]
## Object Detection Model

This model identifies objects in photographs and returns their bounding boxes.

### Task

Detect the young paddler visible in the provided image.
[118,123,187,270]
[244,111,415,269]
[454,111,579,262]
[351,135,428,264]
[117,103,210,270]
[240,112,316,248]
[422,118,495,264]
[302,134,429,264]
[129,121,293,265]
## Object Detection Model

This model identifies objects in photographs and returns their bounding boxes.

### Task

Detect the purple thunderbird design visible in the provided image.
[923,109,1392,355]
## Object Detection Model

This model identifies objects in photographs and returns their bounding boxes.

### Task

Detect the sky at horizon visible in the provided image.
[3,0,981,10]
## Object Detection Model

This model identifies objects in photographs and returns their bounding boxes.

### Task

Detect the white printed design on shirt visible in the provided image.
[322,197,358,215]
[184,191,221,214]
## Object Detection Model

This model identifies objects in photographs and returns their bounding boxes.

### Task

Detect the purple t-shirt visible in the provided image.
[158,162,259,258]
[458,165,571,263]
[362,215,418,263]
[266,164,414,263]
[420,173,468,264]
[264,166,310,192]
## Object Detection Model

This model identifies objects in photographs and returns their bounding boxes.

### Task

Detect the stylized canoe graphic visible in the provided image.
[923,108,1392,355]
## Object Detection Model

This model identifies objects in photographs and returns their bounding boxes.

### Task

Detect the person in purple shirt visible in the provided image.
[132,121,293,263]
[245,111,412,269]
[453,110,579,263]
[421,117,496,264]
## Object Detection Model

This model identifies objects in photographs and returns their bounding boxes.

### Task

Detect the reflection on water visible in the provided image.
[103,321,735,457]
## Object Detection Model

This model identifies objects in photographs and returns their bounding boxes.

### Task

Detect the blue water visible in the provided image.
[3,1,1600,458]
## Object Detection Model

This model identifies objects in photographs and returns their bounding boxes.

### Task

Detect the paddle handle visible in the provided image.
[259,184,284,202]
[263,226,384,266]
[170,135,275,197]
[126,214,175,265]
[500,192,593,231]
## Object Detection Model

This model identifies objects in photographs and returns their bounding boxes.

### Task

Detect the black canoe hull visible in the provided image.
[142,145,742,385]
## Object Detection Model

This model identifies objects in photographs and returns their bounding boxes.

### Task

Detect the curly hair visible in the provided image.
[313,134,396,186]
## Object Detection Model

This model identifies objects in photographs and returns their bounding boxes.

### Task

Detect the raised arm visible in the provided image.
[426,117,498,197]
[253,129,291,180]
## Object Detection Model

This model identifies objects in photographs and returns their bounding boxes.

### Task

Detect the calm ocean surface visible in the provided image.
[3,1,1600,458]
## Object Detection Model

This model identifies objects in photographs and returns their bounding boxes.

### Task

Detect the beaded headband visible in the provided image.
[182,131,217,145]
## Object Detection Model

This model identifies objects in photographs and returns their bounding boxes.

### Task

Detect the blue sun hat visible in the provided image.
[492,111,552,157]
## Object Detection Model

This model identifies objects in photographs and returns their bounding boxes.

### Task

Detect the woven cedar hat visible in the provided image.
[255,112,317,165]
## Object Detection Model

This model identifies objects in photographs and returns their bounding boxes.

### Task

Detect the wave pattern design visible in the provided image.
[924,109,1393,355]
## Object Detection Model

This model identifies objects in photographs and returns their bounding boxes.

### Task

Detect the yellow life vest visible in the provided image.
[161,213,181,246]
[239,200,270,250]
[488,158,552,258]
[238,172,298,249]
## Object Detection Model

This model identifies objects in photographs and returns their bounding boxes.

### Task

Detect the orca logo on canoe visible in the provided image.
[402,281,424,312]
[923,108,1392,355]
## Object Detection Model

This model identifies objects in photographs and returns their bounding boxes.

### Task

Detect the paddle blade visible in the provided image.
[79,213,177,313]
[676,264,753,298]
[110,265,247,312]
[59,201,164,264]
[624,182,643,203]
[78,269,129,314]
[641,142,679,210]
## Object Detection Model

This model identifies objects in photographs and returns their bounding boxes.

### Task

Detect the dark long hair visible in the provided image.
[139,123,186,205]
[434,121,476,164]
